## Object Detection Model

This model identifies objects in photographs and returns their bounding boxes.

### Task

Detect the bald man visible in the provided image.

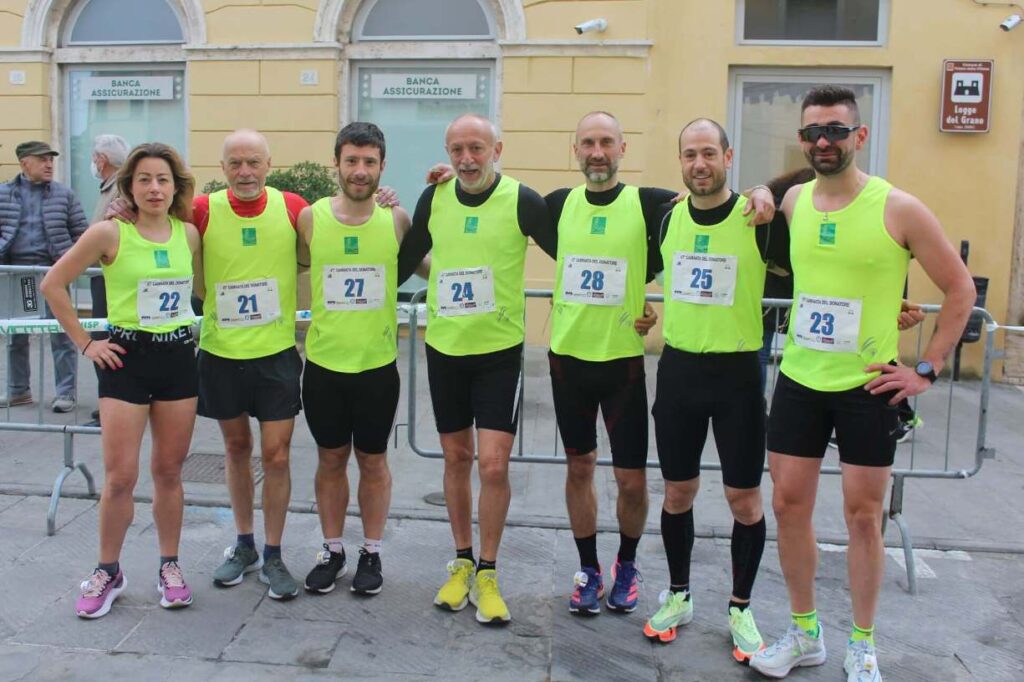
[199,130,309,600]
[396,114,557,625]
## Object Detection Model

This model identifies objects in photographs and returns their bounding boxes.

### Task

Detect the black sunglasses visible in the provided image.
[797,124,861,143]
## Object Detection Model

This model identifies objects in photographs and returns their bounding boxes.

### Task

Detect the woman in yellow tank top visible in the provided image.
[42,143,203,619]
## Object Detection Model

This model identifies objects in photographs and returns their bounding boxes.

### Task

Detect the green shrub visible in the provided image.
[201,161,336,204]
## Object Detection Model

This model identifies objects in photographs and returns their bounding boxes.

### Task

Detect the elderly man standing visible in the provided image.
[86,134,130,425]
[0,141,88,412]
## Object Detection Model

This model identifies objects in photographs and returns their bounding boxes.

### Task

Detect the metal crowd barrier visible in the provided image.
[0,264,102,534]
[403,287,998,595]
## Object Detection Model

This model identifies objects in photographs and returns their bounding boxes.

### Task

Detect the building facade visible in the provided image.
[1,0,1022,378]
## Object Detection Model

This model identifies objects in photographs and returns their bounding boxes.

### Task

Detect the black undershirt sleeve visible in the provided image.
[640,188,678,281]
[396,185,436,285]
[518,184,558,259]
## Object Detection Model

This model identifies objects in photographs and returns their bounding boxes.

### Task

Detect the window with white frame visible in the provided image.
[65,0,184,45]
[738,0,886,44]
[728,69,890,191]
[355,0,494,41]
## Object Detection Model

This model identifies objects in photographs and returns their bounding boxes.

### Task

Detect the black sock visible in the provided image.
[574,533,599,569]
[729,599,749,612]
[160,555,178,569]
[730,516,766,602]
[456,546,474,563]
[617,532,641,563]
[661,507,694,590]
[476,558,496,573]
[263,544,281,563]
[672,585,691,598]
[98,561,119,576]
[237,533,255,550]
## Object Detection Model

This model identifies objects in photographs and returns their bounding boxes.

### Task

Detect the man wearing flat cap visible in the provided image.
[0,141,88,412]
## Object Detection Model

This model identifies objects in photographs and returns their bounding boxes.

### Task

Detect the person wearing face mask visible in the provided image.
[85,134,131,425]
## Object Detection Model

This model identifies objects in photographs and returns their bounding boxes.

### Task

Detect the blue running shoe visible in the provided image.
[606,558,641,613]
[568,566,603,616]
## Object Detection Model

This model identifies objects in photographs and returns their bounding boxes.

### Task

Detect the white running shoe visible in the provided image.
[750,622,827,678]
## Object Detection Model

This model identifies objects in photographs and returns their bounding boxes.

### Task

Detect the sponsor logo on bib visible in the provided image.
[464,216,479,234]
[694,234,710,254]
[242,227,257,246]
[344,236,359,254]
[590,216,607,235]
[153,249,170,268]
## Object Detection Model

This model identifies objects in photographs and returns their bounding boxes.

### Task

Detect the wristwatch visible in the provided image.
[915,361,938,383]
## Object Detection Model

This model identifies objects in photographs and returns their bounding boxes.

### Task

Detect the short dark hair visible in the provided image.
[801,85,860,123]
[678,118,730,152]
[334,122,386,162]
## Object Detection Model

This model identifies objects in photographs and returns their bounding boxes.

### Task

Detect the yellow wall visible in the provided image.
[2,0,1022,376]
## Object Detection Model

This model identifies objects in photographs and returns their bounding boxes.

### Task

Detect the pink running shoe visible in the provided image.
[158,561,193,609]
[76,568,126,619]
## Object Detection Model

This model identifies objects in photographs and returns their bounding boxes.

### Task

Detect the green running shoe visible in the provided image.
[729,606,766,663]
[259,555,299,600]
[212,543,262,587]
[643,590,693,643]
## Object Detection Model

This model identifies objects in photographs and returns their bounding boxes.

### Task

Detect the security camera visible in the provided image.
[1001,13,1022,31]
[574,18,607,35]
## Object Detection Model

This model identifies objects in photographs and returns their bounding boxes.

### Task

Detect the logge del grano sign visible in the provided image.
[80,76,175,101]
[370,74,478,100]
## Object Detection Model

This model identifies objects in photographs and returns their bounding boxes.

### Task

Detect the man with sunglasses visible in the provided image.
[750,86,975,682]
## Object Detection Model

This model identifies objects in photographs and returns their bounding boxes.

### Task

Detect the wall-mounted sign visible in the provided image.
[80,76,175,100]
[940,60,993,133]
[370,74,477,99]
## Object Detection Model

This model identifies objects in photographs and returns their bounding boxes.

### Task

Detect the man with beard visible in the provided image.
[642,119,783,662]
[396,113,558,625]
[298,122,425,597]
[544,112,775,619]
[750,86,975,681]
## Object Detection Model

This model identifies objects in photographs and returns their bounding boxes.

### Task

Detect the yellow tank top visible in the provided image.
[306,198,398,373]
[102,217,194,332]
[550,185,647,361]
[199,188,297,359]
[782,177,910,391]
[425,176,527,356]
[660,196,765,353]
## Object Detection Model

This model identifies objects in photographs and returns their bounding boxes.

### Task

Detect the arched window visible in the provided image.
[65,0,184,45]
[354,0,494,41]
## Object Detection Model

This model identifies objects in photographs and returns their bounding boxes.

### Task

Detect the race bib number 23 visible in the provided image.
[793,294,862,352]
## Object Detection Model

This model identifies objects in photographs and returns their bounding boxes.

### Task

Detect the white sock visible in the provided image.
[362,538,383,555]
[324,537,344,555]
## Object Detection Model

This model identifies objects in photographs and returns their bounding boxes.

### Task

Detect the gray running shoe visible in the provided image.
[260,555,300,600]
[213,543,262,587]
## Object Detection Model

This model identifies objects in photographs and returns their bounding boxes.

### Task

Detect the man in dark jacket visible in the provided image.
[0,141,88,412]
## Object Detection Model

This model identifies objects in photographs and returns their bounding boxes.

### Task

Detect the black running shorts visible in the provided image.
[652,346,765,488]
[98,327,197,405]
[425,343,522,435]
[548,350,649,469]
[767,370,899,467]
[197,347,302,422]
[302,359,400,453]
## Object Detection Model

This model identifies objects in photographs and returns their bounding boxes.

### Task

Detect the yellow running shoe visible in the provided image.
[469,569,511,625]
[433,558,474,611]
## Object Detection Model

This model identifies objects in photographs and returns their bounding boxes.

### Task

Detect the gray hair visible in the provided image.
[92,134,130,167]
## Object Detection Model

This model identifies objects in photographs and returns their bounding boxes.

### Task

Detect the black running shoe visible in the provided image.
[351,548,383,595]
[304,545,347,594]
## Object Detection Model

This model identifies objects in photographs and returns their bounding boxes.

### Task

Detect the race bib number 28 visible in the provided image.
[215,278,282,328]
[561,255,627,306]
[436,267,496,317]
